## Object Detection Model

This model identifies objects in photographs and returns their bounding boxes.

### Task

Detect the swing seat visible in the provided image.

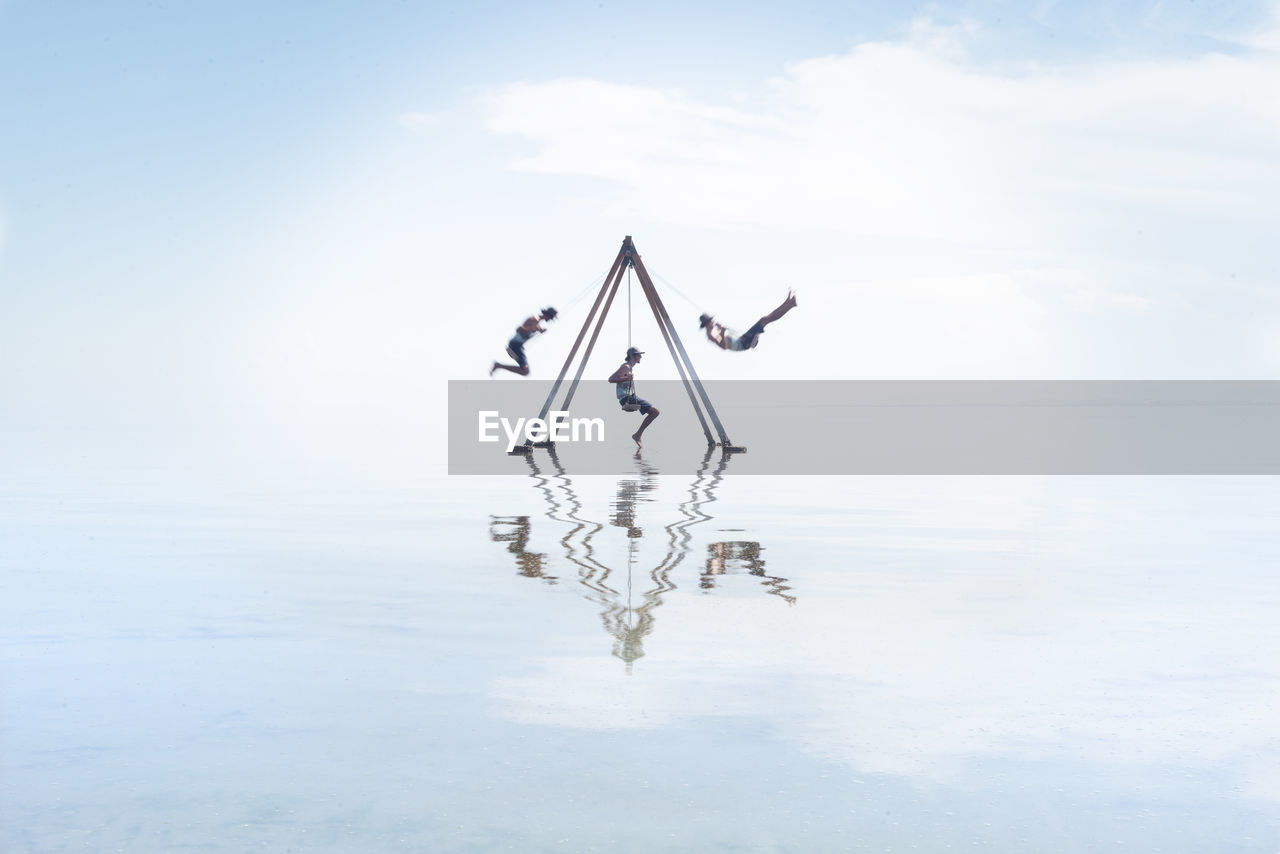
[620,402,641,412]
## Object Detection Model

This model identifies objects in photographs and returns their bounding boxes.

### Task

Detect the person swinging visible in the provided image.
[699,291,797,351]
[608,346,660,449]
[491,307,557,376]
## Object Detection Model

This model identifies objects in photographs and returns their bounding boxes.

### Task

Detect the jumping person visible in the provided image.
[699,291,797,351]
[491,307,558,376]
[608,346,660,449]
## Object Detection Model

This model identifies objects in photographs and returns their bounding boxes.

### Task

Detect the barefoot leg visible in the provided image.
[756,292,797,329]
[633,407,660,447]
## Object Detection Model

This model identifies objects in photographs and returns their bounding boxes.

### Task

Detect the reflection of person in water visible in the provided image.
[489,515,554,582]
[603,463,661,665]
[702,541,795,604]
[508,447,792,668]
[610,478,647,539]
[703,541,760,583]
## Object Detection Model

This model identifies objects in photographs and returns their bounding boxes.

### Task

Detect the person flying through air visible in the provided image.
[699,291,797,351]
[491,307,558,376]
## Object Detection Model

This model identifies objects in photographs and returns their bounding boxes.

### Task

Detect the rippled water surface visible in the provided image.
[5,451,1280,852]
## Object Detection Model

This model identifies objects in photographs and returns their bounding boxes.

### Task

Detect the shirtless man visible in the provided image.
[608,346,660,449]
[699,291,796,352]
[491,307,557,376]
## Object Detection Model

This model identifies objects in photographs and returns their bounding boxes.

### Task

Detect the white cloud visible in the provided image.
[483,79,776,182]
[904,12,980,60]
[476,18,1280,377]
[482,23,1280,250]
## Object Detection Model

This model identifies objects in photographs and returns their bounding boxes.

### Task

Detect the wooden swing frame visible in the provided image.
[523,235,743,452]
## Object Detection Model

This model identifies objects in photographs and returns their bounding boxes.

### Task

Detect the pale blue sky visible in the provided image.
[2,1,1278,476]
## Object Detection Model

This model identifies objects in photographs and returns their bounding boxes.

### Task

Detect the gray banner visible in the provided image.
[449,381,1280,474]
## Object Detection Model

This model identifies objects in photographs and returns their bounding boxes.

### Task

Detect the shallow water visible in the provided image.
[4,452,1280,852]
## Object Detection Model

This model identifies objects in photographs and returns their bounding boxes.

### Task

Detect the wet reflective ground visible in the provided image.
[4,458,1280,852]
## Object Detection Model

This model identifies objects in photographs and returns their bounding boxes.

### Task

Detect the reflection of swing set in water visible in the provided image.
[511,235,746,455]
[489,447,795,669]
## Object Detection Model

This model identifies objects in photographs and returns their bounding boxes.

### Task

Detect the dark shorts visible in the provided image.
[506,335,528,368]
[732,320,766,351]
[619,395,653,415]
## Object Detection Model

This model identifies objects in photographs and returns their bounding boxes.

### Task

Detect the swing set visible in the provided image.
[513,235,745,454]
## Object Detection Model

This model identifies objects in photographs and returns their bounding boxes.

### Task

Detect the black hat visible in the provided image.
[699,313,713,328]
[541,307,558,320]
[626,346,644,359]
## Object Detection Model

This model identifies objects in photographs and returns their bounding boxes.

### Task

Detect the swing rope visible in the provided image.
[620,267,641,412]
[647,265,704,314]
[562,268,610,312]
